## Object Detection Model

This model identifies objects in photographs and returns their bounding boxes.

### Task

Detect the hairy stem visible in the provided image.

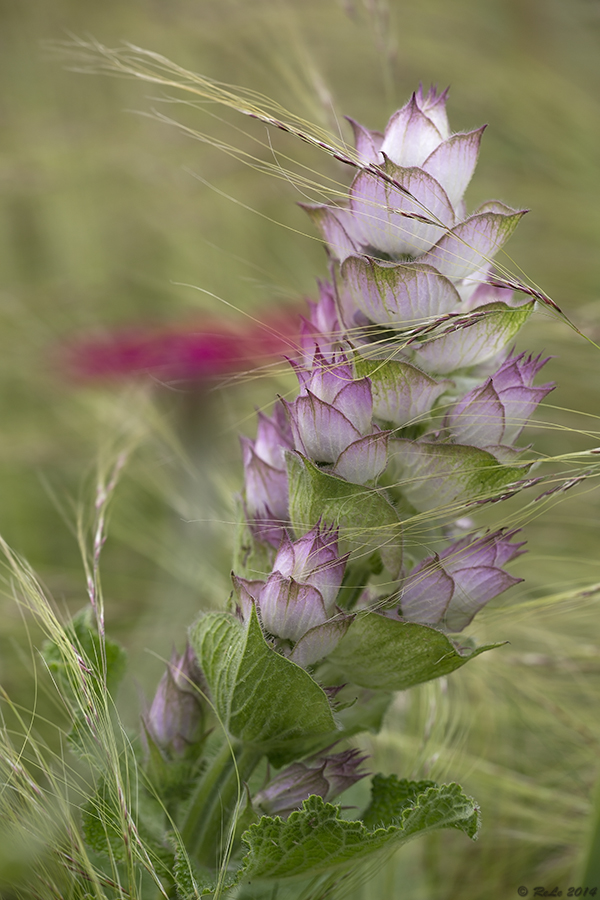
[180,739,262,867]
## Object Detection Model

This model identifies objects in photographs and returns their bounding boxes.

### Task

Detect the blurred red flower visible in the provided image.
[60,311,300,385]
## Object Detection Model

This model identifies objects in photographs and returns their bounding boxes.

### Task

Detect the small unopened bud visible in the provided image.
[143,643,206,758]
[253,748,368,818]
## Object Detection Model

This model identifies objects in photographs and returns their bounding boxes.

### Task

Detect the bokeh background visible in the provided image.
[2,0,600,896]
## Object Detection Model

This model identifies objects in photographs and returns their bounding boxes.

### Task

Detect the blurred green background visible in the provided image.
[2,0,600,896]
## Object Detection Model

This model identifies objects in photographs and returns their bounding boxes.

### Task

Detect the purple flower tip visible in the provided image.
[242,400,294,546]
[447,349,554,448]
[299,280,341,361]
[285,350,388,483]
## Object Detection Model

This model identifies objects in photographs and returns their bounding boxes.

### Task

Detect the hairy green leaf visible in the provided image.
[329,612,503,690]
[82,778,172,874]
[43,608,127,699]
[43,609,127,760]
[362,774,436,828]
[173,844,239,898]
[413,301,534,374]
[240,780,479,880]
[190,606,337,765]
[82,783,128,863]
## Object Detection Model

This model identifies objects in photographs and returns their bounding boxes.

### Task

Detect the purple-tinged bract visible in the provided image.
[304,87,524,279]
[447,351,554,449]
[299,280,341,362]
[395,529,526,632]
[284,349,389,484]
[242,401,294,546]
[233,522,352,666]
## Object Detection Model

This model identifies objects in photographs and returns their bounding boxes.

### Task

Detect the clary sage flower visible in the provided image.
[236,87,551,645]
[446,351,554,450]
[390,529,526,632]
[304,86,524,310]
[283,349,389,484]
[233,522,353,667]
[56,54,563,892]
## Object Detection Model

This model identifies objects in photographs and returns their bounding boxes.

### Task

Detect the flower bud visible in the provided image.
[242,401,294,546]
[143,644,206,758]
[299,280,341,362]
[253,748,368,818]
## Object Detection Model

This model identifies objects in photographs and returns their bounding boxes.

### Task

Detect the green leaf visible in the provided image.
[82,781,128,862]
[240,780,480,880]
[82,778,172,873]
[232,496,274,580]
[328,612,503,690]
[389,438,531,513]
[279,685,393,760]
[189,606,337,765]
[333,686,393,738]
[173,843,238,898]
[362,774,436,829]
[43,609,127,760]
[286,451,402,576]
[141,720,206,806]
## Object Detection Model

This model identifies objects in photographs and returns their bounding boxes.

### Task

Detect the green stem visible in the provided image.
[180,739,262,867]
[338,560,374,610]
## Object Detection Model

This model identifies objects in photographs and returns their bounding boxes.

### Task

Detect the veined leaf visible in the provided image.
[389,437,530,512]
[329,611,503,690]
[240,778,480,881]
[190,606,337,765]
